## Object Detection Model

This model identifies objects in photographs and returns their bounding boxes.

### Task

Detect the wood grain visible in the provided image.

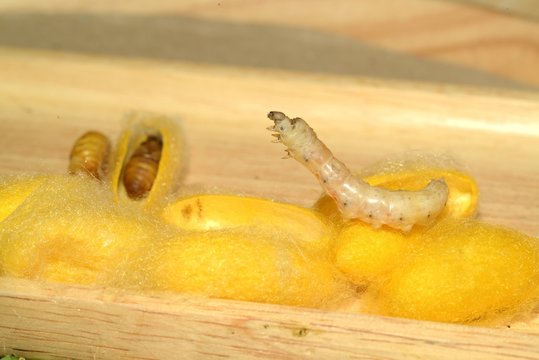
[457,0,539,22]
[1,0,538,88]
[1,277,538,360]
[1,48,538,234]
[1,1,539,358]
[0,47,538,359]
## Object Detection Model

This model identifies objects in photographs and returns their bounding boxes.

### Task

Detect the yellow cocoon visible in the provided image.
[0,174,165,286]
[333,222,416,285]
[0,175,49,223]
[146,229,350,309]
[163,194,335,253]
[367,218,539,324]
[0,175,350,310]
[157,194,349,307]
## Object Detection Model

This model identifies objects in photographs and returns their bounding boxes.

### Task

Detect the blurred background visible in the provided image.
[1,0,538,91]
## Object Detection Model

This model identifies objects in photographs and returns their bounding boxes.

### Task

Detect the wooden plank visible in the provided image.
[0,48,538,358]
[0,6,529,91]
[455,0,539,22]
[1,48,538,234]
[0,0,538,88]
[1,277,538,360]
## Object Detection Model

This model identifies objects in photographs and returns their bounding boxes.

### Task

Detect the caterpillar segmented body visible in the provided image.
[267,111,449,232]
[122,135,163,200]
[68,131,111,180]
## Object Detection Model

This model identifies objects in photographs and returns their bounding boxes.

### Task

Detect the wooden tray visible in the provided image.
[0,48,538,359]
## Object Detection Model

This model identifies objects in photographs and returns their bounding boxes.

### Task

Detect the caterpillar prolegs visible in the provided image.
[267,111,449,232]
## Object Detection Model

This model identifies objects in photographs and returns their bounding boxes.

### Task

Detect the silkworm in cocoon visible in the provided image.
[365,218,539,325]
[162,194,336,253]
[144,229,352,309]
[110,112,184,210]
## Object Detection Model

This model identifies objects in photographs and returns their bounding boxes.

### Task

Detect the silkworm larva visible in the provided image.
[267,111,449,232]
[68,131,111,180]
[122,135,163,199]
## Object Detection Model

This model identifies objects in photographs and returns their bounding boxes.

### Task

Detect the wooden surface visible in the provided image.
[0,47,538,359]
[1,277,539,360]
[458,0,539,22]
[1,1,539,359]
[0,0,539,89]
[1,48,538,235]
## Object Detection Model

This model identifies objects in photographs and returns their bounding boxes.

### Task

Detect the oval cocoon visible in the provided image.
[147,229,350,309]
[0,175,160,286]
[333,222,415,285]
[370,218,539,324]
[163,194,335,253]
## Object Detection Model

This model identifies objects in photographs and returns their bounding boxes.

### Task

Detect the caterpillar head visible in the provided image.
[267,111,315,154]
[267,111,297,133]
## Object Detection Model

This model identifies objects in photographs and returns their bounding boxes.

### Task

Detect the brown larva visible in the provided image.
[267,111,449,232]
[122,135,163,200]
[68,131,111,180]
